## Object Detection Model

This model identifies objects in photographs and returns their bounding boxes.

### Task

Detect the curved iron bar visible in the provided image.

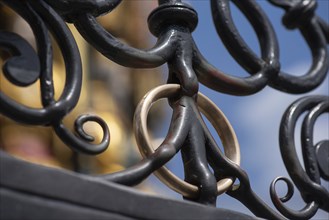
[257,95,329,219]
[269,0,329,44]
[45,0,179,68]
[202,120,287,219]
[301,102,329,183]
[1,0,55,125]
[38,0,328,96]
[270,176,319,220]
[0,0,81,125]
[95,6,219,204]
[0,0,328,219]
[277,96,329,212]
[205,141,287,219]
[316,17,329,43]
[0,0,110,155]
[268,0,329,93]
[133,84,241,199]
[42,0,122,21]
[193,0,280,96]
[101,96,191,186]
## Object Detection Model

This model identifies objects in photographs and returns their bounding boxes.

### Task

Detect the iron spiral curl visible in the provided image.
[40,0,329,95]
[0,0,110,154]
[226,96,328,220]
[273,96,329,216]
[270,176,319,220]
[0,0,328,219]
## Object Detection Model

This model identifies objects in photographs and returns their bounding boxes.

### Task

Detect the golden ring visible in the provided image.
[134,84,240,198]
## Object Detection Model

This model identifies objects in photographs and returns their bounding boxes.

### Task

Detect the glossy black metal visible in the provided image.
[0,0,110,155]
[277,96,329,213]
[315,141,329,180]
[0,0,328,219]
[0,31,40,86]
[268,0,329,93]
[198,0,280,95]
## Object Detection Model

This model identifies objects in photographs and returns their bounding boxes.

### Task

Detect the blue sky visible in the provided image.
[148,1,329,219]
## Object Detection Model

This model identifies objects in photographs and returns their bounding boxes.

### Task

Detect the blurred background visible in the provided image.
[0,0,328,219]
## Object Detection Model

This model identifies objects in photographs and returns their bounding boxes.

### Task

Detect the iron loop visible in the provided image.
[268,0,328,93]
[193,0,280,96]
[210,0,279,77]
[134,84,240,198]
[270,176,319,220]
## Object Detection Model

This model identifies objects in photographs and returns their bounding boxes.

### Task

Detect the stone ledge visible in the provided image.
[0,151,258,220]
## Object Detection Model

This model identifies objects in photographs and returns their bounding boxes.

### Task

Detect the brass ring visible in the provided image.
[134,84,240,198]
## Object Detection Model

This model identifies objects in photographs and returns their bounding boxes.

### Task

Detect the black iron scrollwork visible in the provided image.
[0,0,110,154]
[0,0,328,219]
[270,96,329,219]
[268,0,329,93]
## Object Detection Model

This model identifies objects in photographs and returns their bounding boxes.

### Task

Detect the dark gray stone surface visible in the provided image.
[0,151,257,220]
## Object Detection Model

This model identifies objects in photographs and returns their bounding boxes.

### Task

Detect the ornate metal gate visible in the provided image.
[0,0,328,219]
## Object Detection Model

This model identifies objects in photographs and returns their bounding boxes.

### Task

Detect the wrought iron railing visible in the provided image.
[0,0,328,219]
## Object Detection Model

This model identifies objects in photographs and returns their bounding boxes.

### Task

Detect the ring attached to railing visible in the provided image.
[134,84,240,198]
